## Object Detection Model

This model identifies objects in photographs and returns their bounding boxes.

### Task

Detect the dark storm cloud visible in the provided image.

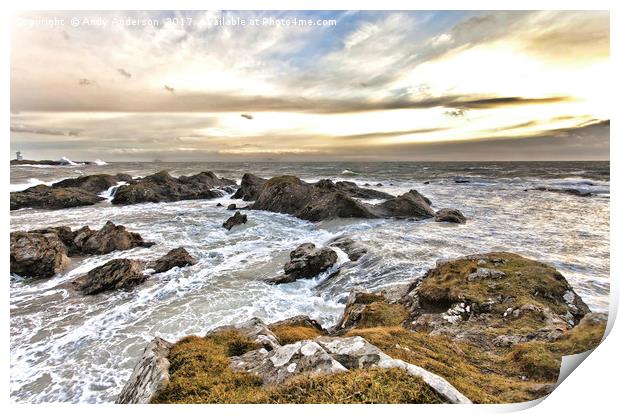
[336,120,610,161]
[10,90,569,114]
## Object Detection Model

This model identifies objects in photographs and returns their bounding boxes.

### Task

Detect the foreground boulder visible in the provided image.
[434,208,467,224]
[72,258,147,295]
[268,243,338,284]
[251,176,433,222]
[116,337,172,404]
[402,252,591,348]
[231,173,267,201]
[119,317,470,404]
[10,185,104,210]
[149,247,197,274]
[112,171,235,205]
[223,212,247,230]
[10,231,70,278]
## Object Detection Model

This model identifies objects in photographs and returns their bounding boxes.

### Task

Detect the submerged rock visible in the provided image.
[150,247,197,274]
[10,185,104,210]
[231,173,267,201]
[268,243,338,284]
[112,170,235,205]
[532,186,593,197]
[10,231,70,278]
[327,236,368,261]
[223,211,248,230]
[72,258,147,295]
[434,208,467,224]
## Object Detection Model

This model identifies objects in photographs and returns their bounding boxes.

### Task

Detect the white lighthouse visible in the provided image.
[16,151,23,161]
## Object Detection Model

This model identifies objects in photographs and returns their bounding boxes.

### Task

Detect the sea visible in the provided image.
[9,161,610,403]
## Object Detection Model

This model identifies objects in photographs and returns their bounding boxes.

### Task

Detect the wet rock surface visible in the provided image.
[223,211,248,231]
[231,173,267,201]
[112,170,235,205]
[268,243,338,284]
[10,231,71,278]
[531,186,593,197]
[435,208,467,224]
[52,173,134,194]
[251,176,436,222]
[10,185,104,211]
[149,247,197,274]
[72,258,148,295]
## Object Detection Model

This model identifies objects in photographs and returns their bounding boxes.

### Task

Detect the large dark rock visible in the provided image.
[231,173,267,201]
[223,211,247,230]
[10,185,104,210]
[334,181,394,200]
[72,258,147,295]
[111,171,235,205]
[150,247,197,274]
[268,243,338,284]
[29,221,153,256]
[52,173,134,194]
[370,190,434,219]
[10,231,70,278]
[434,208,467,224]
[71,221,154,255]
[251,176,435,222]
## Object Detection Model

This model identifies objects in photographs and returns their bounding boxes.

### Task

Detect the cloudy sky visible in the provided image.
[10,10,609,161]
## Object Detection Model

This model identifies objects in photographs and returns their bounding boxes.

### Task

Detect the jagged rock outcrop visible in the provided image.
[112,171,235,205]
[434,208,467,224]
[223,211,248,230]
[10,185,104,210]
[69,221,155,255]
[334,181,394,200]
[10,231,70,278]
[72,258,147,295]
[11,173,136,210]
[267,243,338,284]
[11,222,154,278]
[251,176,434,222]
[116,337,172,404]
[51,173,134,194]
[149,247,197,274]
[231,173,267,201]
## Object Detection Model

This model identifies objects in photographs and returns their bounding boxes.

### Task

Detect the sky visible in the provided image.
[10,10,610,161]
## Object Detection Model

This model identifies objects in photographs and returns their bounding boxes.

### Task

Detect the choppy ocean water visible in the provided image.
[10,161,610,403]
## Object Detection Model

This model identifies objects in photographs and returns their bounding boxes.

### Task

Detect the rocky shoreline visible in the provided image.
[9,169,607,404]
[116,252,605,404]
